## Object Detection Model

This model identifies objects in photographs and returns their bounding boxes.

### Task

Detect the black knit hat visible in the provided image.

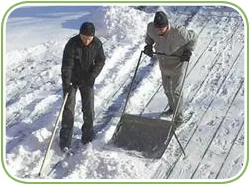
[79,22,95,36]
[154,11,169,28]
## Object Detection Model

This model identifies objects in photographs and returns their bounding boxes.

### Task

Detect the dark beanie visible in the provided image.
[79,22,95,36]
[154,11,169,28]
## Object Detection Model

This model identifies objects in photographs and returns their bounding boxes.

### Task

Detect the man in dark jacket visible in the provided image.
[60,22,105,151]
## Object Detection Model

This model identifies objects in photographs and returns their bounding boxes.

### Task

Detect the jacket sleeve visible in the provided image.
[145,23,155,45]
[61,40,75,86]
[178,26,198,51]
[91,43,106,78]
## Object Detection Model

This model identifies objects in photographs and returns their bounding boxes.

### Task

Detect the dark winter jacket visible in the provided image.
[61,35,106,87]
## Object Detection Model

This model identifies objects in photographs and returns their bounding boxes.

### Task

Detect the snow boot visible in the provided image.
[174,111,194,128]
[81,130,95,145]
[61,146,73,156]
[161,108,174,117]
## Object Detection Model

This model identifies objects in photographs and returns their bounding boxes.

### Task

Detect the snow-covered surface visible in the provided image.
[3,5,246,181]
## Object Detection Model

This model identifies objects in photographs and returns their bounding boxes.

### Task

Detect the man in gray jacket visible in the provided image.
[144,11,197,126]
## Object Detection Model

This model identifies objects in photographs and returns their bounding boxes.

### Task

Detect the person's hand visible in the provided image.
[180,50,192,62]
[63,84,73,93]
[143,45,153,58]
[87,75,95,87]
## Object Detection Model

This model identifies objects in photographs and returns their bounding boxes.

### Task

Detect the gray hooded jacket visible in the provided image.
[145,22,197,75]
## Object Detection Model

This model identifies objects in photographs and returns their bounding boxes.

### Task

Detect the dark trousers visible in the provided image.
[59,85,94,148]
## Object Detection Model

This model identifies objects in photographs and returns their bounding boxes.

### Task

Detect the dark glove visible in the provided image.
[143,45,153,58]
[180,50,192,62]
[63,84,73,93]
[87,75,95,87]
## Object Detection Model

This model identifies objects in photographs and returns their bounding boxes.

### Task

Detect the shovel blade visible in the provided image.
[111,114,173,159]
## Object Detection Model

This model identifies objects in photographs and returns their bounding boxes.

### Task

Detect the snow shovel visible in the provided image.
[38,89,70,177]
[111,51,188,159]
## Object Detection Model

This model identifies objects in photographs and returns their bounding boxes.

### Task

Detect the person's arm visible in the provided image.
[145,23,155,46]
[144,23,155,57]
[87,43,105,86]
[178,26,198,61]
[91,42,106,79]
[61,40,75,91]
[178,26,198,51]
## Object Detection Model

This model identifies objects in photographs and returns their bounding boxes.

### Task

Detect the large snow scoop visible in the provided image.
[113,114,174,158]
[111,51,188,159]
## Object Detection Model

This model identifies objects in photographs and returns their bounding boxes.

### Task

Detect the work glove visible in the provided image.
[143,45,153,58]
[180,50,192,62]
[63,84,74,93]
